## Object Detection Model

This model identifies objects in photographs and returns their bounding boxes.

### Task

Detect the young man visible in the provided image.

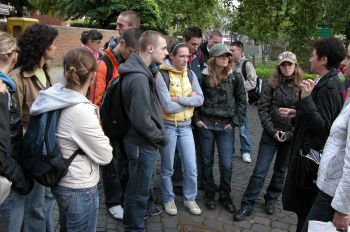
[229,41,257,163]
[198,30,223,67]
[183,26,203,79]
[89,28,142,221]
[103,10,140,50]
[120,30,169,232]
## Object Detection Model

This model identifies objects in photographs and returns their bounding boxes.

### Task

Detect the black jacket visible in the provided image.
[258,76,300,141]
[0,92,33,195]
[120,53,168,149]
[282,69,343,215]
[198,42,209,67]
[193,69,246,127]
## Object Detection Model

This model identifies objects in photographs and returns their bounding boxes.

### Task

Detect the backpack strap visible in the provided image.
[241,60,248,81]
[101,55,113,88]
[64,148,85,167]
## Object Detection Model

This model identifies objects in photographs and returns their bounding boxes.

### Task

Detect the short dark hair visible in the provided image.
[209,30,222,39]
[313,38,346,70]
[80,30,103,45]
[139,30,165,52]
[183,26,202,42]
[119,10,140,28]
[230,41,244,51]
[122,28,143,49]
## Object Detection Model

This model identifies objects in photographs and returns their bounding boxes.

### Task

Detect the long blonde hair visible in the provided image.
[268,63,304,89]
[0,32,17,63]
[207,56,234,87]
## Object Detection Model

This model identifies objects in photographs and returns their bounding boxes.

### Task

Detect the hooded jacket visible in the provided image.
[120,53,168,149]
[31,83,113,188]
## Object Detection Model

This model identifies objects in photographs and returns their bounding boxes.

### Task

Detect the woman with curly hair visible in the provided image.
[234,51,303,221]
[10,23,58,232]
[80,30,103,60]
[193,43,246,213]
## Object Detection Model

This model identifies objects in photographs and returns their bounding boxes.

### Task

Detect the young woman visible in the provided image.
[193,43,246,213]
[0,32,33,232]
[10,23,58,232]
[81,30,103,61]
[156,42,204,216]
[234,51,303,221]
[30,48,113,231]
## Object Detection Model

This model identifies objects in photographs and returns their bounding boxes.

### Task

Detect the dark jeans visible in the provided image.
[301,190,335,232]
[102,140,129,208]
[199,120,235,194]
[242,130,291,208]
[123,136,158,232]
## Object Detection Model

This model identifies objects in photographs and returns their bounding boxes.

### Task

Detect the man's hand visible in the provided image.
[196,121,208,129]
[279,108,296,119]
[333,211,350,230]
[0,80,6,94]
[300,79,315,98]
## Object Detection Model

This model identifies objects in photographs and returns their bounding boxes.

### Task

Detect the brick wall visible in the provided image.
[51,26,116,66]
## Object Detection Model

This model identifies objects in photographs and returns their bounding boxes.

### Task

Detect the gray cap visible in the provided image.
[209,43,232,57]
[278,51,297,65]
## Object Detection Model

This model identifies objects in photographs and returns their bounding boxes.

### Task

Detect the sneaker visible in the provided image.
[184,200,201,215]
[164,200,177,216]
[108,205,124,221]
[144,206,162,220]
[242,152,252,163]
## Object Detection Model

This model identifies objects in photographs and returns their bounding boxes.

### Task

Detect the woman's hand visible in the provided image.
[0,80,6,94]
[279,108,296,119]
[333,211,350,231]
[195,121,208,129]
[171,96,178,102]
[273,131,285,142]
[300,79,315,98]
[224,124,233,129]
[188,91,197,97]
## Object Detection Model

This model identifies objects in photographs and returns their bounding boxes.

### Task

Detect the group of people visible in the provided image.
[0,9,349,232]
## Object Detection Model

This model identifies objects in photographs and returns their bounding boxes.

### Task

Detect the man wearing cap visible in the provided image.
[229,41,258,163]
[194,43,246,213]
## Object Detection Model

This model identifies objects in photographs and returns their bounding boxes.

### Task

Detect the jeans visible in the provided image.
[242,131,291,208]
[123,136,158,232]
[23,181,56,232]
[0,190,26,232]
[239,106,251,154]
[199,119,235,194]
[172,150,183,187]
[102,140,129,208]
[52,185,99,232]
[301,190,335,232]
[160,124,197,202]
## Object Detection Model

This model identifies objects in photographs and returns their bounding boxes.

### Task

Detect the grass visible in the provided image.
[254,60,317,80]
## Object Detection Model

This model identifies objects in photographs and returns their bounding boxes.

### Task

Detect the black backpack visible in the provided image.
[22,110,84,187]
[100,76,130,144]
[242,60,263,104]
[100,55,114,88]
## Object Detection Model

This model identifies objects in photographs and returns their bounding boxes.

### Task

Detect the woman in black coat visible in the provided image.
[280,38,346,232]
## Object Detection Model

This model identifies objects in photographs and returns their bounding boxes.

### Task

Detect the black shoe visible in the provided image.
[173,186,183,196]
[218,196,236,213]
[264,200,275,215]
[233,205,253,221]
[204,192,216,210]
[144,206,162,220]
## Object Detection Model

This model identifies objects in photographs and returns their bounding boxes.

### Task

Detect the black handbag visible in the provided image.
[295,146,322,190]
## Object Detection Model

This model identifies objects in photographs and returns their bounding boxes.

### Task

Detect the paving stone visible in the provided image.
[271,229,288,232]
[271,221,289,230]
[251,223,270,232]
[252,216,271,226]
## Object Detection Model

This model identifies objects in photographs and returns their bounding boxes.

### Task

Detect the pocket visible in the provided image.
[54,188,77,214]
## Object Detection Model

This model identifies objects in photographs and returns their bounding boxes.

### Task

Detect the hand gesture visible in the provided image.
[279,108,296,119]
[300,79,315,98]
[196,121,208,129]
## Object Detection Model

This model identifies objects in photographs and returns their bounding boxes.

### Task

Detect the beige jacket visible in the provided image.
[10,66,53,129]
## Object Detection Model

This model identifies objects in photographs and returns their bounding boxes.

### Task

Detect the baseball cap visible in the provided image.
[209,44,232,57]
[278,51,297,65]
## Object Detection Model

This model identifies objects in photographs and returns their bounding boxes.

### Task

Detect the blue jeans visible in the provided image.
[52,185,99,232]
[160,124,197,202]
[199,120,235,194]
[242,131,291,208]
[239,106,251,154]
[23,181,55,232]
[123,136,158,232]
[0,190,26,232]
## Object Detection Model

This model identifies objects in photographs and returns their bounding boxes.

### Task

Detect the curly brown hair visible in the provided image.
[268,63,304,89]
[207,56,234,87]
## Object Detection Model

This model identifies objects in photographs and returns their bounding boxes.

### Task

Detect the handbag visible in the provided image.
[0,175,12,205]
[295,146,322,190]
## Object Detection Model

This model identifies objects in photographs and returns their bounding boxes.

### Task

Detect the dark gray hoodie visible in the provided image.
[119,53,168,149]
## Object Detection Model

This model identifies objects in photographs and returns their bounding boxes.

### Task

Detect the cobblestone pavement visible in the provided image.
[51,66,297,231]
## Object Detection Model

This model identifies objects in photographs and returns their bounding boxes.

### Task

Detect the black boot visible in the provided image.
[233,205,253,221]
[204,191,216,210]
[218,193,236,213]
[264,200,275,215]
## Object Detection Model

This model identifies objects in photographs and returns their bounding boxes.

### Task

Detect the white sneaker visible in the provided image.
[164,200,177,216]
[242,152,252,163]
[108,205,124,221]
[184,200,201,215]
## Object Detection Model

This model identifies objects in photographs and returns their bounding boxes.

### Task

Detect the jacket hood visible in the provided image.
[159,59,187,74]
[0,71,16,93]
[119,53,152,78]
[30,82,90,116]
